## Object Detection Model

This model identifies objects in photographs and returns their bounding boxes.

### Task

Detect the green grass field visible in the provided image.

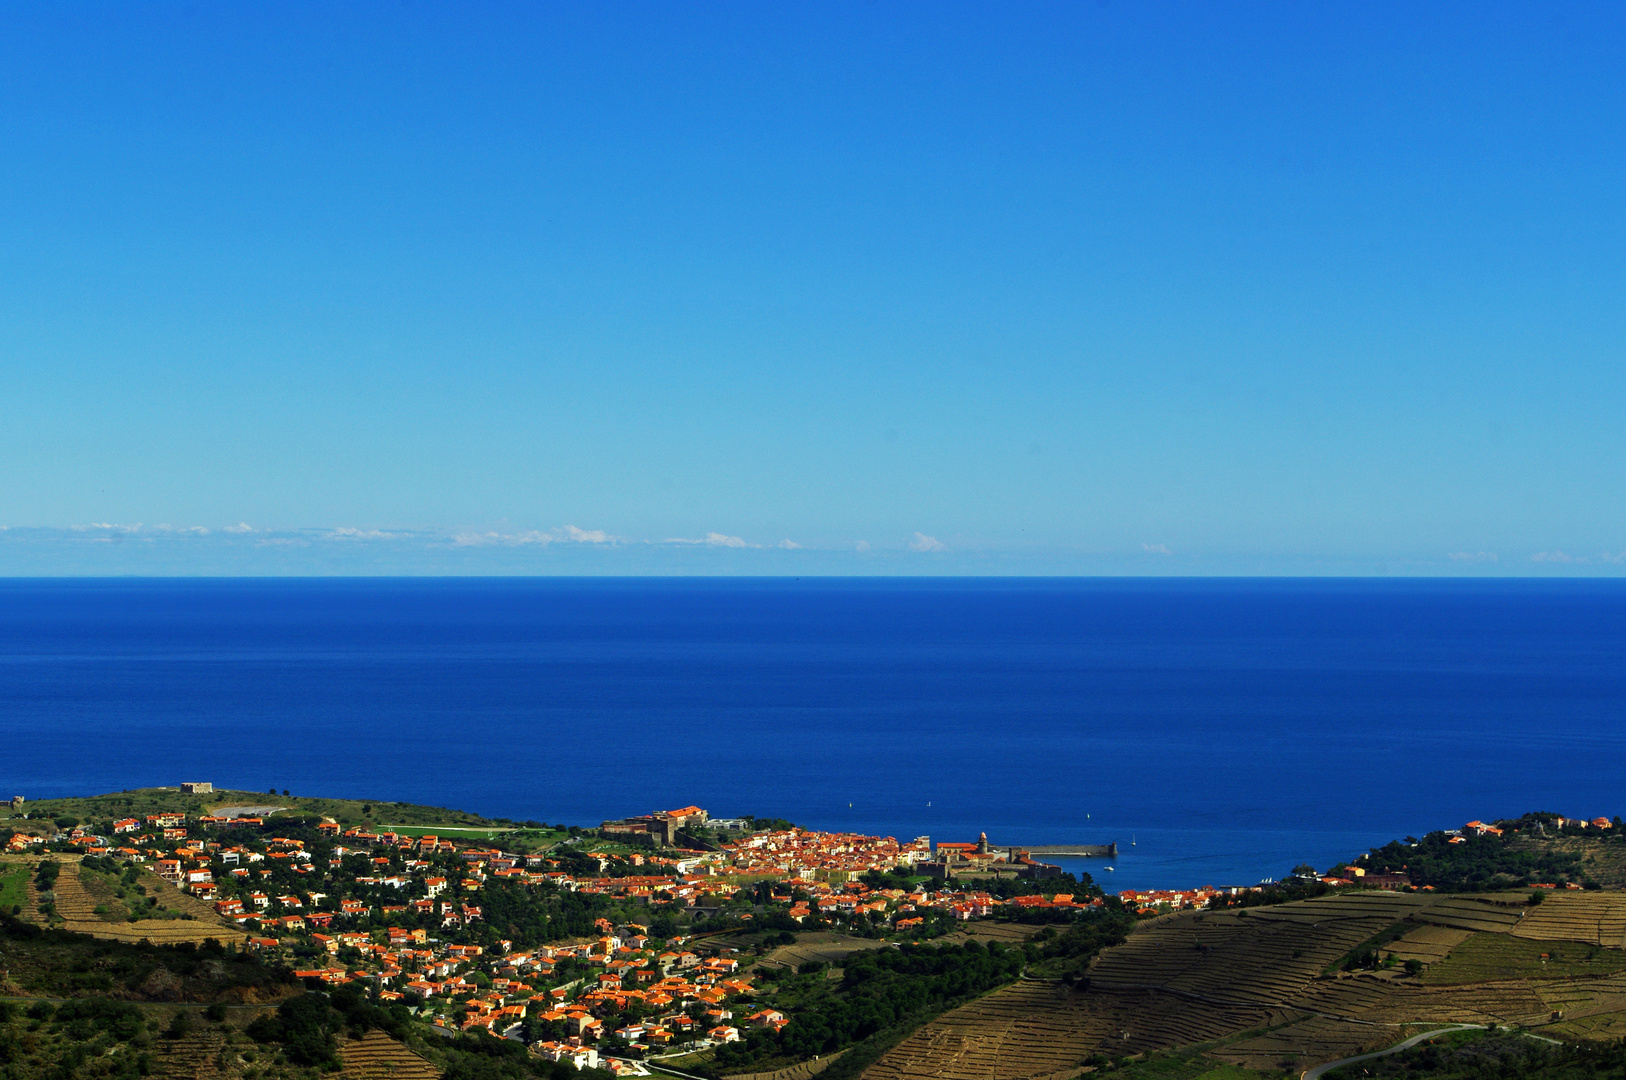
[1423,932,1626,985]
[4,787,500,829]
[378,824,566,843]
[0,864,29,912]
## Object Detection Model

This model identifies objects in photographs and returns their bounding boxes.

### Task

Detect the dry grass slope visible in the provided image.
[757,933,893,972]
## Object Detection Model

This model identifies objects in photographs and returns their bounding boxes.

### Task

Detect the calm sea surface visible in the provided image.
[2,578,1623,894]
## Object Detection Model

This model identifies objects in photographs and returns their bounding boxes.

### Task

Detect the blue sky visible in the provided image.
[2,2,1624,575]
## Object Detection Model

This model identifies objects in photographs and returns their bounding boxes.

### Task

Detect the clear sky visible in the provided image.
[2,2,1624,575]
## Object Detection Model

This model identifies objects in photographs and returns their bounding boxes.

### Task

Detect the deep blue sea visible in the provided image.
[2,578,1624,894]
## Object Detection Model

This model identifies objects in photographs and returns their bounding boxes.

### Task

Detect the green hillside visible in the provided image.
[1,787,502,829]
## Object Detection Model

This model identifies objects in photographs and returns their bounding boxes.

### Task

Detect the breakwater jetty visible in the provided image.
[1002,842,1118,859]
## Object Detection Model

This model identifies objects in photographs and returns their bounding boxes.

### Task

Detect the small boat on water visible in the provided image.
[1104,866,1115,871]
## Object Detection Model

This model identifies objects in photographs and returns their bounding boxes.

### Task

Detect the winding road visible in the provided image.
[1302,1025,1482,1079]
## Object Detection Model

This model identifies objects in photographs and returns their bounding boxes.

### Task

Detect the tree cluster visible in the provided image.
[1359,830,1589,892]
[1329,1030,1626,1079]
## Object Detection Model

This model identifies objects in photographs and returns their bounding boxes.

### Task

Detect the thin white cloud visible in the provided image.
[73,522,143,533]
[1449,551,1498,562]
[1141,543,1173,555]
[908,532,947,552]
[664,532,752,548]
[62,522,217,537]
[561,525,615,544]
[452,530,552,547]
[1541,549,1626,566]
[325,527,400,541]
[451,525,618,548]
[223,522,256,534]
[855,540,871,552]
[778,539,801,550]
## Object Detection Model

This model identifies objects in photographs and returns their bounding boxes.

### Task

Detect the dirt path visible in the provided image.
[1301,1026,1480,1079]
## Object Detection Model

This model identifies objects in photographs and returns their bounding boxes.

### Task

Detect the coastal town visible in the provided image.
[1,791,1112,1071]
[6,790,1622,1077]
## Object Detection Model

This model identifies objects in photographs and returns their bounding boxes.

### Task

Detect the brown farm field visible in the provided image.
[859,890,1626,1080]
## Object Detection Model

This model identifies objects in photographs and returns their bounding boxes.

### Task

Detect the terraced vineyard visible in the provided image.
[1203,1014,1385,1072]
[1408,895,1525,934]
[1088,892,1435,1008]
[1423,932,1626,984]
[1380,924,1472,965]
[938,921,1041,947]
[1296,972,1552,1026]
[20,862,44,923]
[726,1048,848,1080]
[862,889,1626,1080]
[864,980,1111,1080]
[338,1030,443,1079]
[47,858,124,923]
[1541,974,1626,1042]
[46,855,248,945]
[149,1028,237,1079]
[1512,891,1626,946]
